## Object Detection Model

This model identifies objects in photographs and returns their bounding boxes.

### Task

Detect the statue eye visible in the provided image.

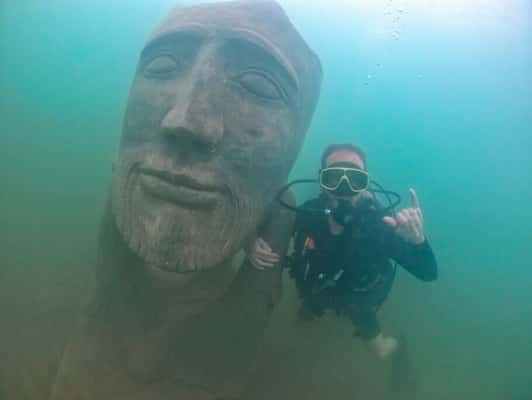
[235,70,286,102]
[143,55,178,77]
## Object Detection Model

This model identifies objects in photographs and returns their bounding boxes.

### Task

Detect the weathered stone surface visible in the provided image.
[47,1,321,399]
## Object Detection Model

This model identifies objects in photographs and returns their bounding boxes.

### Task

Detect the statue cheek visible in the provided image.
[121,87,168,145]
[223,101,297,169]
[252,122,293,167]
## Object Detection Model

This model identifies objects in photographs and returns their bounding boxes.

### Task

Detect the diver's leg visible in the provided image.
[297,297,318,321]
[355,267,399,360]
[349,308,416,394]
[348,307,397,359]
[296,287,327,321]
[367,333,398,360]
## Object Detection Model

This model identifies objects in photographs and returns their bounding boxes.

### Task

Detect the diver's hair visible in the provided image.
[321,143,367,168]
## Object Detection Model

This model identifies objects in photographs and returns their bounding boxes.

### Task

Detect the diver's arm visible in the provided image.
[382,188,437,281]
[387,236,438,281]
[229,189,296,304]
[245,190,297,272]
[253,188,297,302]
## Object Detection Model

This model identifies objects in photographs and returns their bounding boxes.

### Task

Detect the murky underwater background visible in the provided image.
[2,0,531,399]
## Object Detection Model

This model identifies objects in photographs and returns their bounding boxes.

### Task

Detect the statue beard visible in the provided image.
[110,156,268,274]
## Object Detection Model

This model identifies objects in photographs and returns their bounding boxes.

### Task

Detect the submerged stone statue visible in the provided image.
[51,1,321,399]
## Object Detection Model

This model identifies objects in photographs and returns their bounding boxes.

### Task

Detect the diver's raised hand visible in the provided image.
[382,188,425,244]
[246,237,280,270]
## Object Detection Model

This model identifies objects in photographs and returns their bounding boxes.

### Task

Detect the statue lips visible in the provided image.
[138,167,223,209]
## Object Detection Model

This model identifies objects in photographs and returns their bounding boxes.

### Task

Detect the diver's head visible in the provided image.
[318,144,371,226]
[321,143,366,170]
[320,143,369,204]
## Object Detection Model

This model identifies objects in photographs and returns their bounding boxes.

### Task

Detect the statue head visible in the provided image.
[111,0,321,274]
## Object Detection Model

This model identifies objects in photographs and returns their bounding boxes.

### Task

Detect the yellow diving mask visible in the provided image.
[319,162,370,196]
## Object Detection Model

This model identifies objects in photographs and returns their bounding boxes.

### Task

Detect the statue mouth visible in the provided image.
[148,261,199,276]
[137,167,223,209]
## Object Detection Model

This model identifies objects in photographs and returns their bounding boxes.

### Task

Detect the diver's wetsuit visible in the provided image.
[289,195,437,339]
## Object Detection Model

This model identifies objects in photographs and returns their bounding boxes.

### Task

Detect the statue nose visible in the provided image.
[161,77,224,151]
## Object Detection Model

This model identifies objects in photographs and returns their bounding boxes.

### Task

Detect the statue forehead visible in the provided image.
[146,1,315,82]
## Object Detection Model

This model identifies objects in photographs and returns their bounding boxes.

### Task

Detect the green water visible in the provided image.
[2,0,531,399]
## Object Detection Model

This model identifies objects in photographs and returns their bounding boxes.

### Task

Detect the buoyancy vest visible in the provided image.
[289,195,396,304]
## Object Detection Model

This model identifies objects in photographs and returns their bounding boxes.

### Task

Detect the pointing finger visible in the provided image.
[408,209,424,241]
[416,206,423,225]
[408,208,421,227]
[409,188,423,224]
[409,188,420,210]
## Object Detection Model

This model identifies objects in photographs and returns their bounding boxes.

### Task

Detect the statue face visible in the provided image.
[111,1,321,273]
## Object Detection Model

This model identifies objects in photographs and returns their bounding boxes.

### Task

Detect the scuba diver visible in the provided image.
[246,143,438,391]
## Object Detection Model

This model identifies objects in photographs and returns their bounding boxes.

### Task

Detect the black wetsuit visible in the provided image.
[289,195,437,339]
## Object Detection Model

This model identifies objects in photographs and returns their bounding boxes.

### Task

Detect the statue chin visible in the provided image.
[110,162,260,274]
